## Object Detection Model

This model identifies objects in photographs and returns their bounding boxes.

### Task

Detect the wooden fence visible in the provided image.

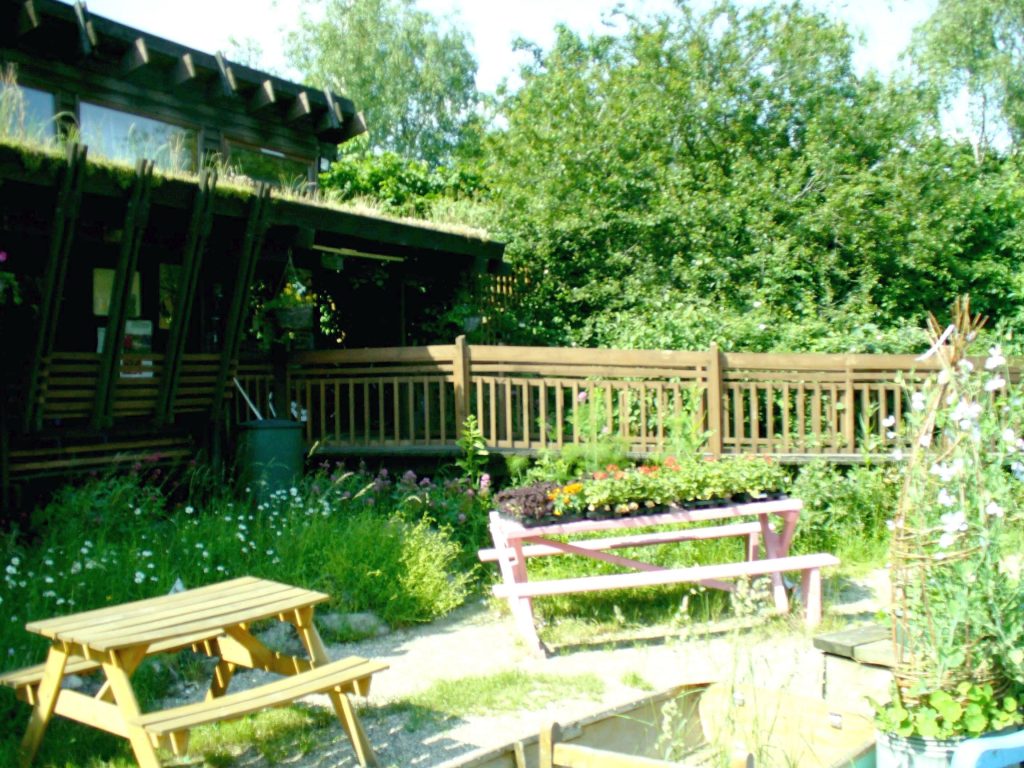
[257,337,955,462]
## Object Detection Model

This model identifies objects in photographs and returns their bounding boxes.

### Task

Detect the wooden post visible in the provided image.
[539,722,561,768]
[843,357,856,453]
[155,169,217,426]
[93,159,154,430]
[210,184,271,427]
[24,143,87,432]
[707,342,724,458]
[453,334,471,438]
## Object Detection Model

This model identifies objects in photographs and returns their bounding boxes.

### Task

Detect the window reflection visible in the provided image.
[80,102,196,171]
[0,83,56,138]
[227,142,311,187]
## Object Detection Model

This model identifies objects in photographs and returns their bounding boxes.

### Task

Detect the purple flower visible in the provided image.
[479,473,491,491]
[419,477,432,487]
[458,513,467,524]
[0,251,7,263]
[577,390,588,403]
[402,470,417,485]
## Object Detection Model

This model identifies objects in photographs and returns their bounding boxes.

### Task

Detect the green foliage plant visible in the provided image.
[495,455,788,523]
[321,510,468,626]
[790,460,899,561]
[455,414,489,486]
[879,298,1024,741]
[873,683,1021,741]
[560,386,630,475]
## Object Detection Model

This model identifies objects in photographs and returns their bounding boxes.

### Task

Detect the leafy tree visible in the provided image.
[286,0,479,165]
[911,0,1024,155]
[481,1,1024,352]
[319,147,485,218]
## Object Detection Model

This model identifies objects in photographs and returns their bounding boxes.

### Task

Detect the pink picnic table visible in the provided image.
[480,497,836,654]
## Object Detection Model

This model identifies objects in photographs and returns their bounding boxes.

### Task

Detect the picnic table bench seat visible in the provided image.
[482,500,839,653]
[0,629,224,705]
[491,552,839,626]
[135,656,387,757]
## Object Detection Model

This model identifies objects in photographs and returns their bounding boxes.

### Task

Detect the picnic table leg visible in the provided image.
[208,659,237,699]
[757,514,790,614]
[19,646,68,768]
[508,538,544,654]
[489,515,544,655]
[801,568,823,627]
[101,650,164,768]
[294,608,379,767]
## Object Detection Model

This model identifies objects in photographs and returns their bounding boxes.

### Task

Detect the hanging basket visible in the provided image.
[269,305,314,331]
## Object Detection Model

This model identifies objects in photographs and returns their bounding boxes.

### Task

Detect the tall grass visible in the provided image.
[0,463,491,743]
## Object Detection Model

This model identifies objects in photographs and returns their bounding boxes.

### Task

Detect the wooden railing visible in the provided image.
[280,338,958,461]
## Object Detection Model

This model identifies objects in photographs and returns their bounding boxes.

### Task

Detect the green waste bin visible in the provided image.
[236,419,304,500]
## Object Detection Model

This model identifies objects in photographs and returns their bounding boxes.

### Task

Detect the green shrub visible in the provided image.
[790,460,899,560]
[322,511,469,626]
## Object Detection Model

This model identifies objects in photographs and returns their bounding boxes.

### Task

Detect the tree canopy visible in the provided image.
[912,0,1024,154]
[311,0,1024,353]
[287,0,480,165]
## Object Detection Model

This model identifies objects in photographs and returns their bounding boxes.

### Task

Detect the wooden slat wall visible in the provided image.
[39,352,164,420]
[35,352,257,424]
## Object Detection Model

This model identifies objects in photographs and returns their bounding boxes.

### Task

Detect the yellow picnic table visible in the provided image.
[5,576,388,768]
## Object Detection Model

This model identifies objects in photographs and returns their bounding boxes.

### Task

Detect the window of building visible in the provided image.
[80,102,197,172]
[0,82,56,138]
[227,142,312,187]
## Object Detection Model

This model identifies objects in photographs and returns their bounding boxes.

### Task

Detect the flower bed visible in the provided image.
[494,456,789,527]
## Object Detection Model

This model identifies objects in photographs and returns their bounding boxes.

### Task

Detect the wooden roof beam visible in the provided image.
[340,111,368,141]
[316,89,342,133]
[214,51,238,97]
[287,91,312,122]
[73,1,97,56]
[17,0,41,37]
[171,52,197,87]
[121,37,149,75]
[249,79,276,112]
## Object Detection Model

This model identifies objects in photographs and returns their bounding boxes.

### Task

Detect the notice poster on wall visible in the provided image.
[97,319,154,377]
[93,268,141,317]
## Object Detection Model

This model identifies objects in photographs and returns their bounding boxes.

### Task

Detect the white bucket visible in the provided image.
[875,731,963,768]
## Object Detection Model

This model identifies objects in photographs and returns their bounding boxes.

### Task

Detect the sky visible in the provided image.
[77,0,938,94]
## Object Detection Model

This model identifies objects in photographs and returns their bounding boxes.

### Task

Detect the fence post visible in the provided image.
[844,356,856,452]
[707,342,724,458]
[453,335,471,438]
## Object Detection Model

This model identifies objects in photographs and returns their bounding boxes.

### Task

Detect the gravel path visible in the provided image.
[170,569,890,767]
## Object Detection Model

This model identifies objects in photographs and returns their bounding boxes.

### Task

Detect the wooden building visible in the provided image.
[0,0,505,511]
